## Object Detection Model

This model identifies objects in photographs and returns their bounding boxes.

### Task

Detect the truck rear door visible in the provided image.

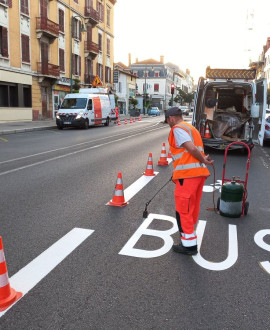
[255,78,267,146]
[192,77,205,129]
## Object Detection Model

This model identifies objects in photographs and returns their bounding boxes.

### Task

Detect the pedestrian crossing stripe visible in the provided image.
[92,75,103,87]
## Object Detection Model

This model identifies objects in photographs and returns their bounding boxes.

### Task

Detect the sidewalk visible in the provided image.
[0,114,149,136]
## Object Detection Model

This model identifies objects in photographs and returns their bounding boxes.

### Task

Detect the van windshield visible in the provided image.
[61,98,87,109]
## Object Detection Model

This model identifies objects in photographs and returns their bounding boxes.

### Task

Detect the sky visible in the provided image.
[114,0,270,82]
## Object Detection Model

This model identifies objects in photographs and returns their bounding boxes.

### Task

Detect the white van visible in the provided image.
[56,87,116,129]
[193,67,267,150]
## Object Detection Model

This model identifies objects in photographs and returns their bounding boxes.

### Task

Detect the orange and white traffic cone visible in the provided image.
[133,117,136,123]
[117,118,121,126]
[124,118,128,125]
[204,122,211,138]
[143,153,156,176]
[129,118,133,123]
[158,143,169,166]
[138,115,142,121]
[0,237,22,311]
[167,151,172,159]
[107,172,128,207]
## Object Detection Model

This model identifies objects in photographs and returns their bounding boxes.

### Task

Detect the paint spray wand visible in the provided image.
[143,176,172,221]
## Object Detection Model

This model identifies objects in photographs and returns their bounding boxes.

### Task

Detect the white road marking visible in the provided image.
[0,228,94,317]
[123,172,159,202]
[0,126,164,177]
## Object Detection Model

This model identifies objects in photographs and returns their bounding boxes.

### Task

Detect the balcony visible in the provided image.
[84,41,99,59]
[36,17,59,43]
[37,62,60,81]
[84,6,99,25]
[85,74,95,85]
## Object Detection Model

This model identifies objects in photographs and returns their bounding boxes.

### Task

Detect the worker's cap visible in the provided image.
[165,107,183,122]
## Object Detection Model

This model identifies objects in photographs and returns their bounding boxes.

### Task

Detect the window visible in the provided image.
[73,54,81,76]
[72,18,82,40]
[59,48,65,72]
[155,72,159,77]
[20,0,29,15]
[105,66,111,83]
[59,9,64,33]
[144,71,148,77]
[96,63,103,80]
[74,0,78,3]
[0,0,12,7]
[0,83,31,107]
[98,33,102,51]
[106,7,110,26]
[154,84,159,92]
[106,38,110,56]
[21,34,30,63]
[97,1,104,22]
[118,81,122,93]
[0,26,8,58]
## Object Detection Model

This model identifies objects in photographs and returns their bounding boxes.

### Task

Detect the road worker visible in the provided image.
[165,107,214,255]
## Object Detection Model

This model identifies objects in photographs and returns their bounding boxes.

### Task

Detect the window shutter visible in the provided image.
[59,9,64,33]
[40,0,47,18]
[2,27,8,58]
[79,55,81,76]
[101,65,103,81]
[59,48,64,71]
[107,38,110,56]
[101,4,104,22]
[21,34,30,62]
[91,60,93,75]
[73,54,75,74]
[8,0,12,8]
[79,21,82,41]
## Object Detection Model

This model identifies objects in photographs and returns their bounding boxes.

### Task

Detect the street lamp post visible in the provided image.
[70,16,86,93]
[144,66,147,115]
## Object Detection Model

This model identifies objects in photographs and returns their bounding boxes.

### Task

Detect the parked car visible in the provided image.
[264,116,270,140]
[266,109,270,119]
[179,106,189,116]
[148,107,160,116]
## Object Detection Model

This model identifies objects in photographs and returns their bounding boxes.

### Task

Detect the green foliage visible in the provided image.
[72,79,81,93]
[115,94,119,105]
[174,88,194,105]
[130,97,138,109]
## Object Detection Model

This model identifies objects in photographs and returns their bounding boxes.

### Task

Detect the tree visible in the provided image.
[174,88,194,105]
[130,97,138,109]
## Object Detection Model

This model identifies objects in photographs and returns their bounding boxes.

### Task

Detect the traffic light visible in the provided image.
[171,84,175,95]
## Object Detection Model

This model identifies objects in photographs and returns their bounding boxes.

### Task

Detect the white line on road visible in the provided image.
[123,171,159,202]
[0,126,164,177]
[0,123,162,165]
[0,228,94,317]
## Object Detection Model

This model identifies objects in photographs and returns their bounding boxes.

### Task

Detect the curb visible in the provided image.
[0,126,57,136]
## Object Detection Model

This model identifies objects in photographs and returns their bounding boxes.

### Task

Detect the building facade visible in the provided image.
[113,62,136,115]
[129,56,193,111]
[0,0,116,122]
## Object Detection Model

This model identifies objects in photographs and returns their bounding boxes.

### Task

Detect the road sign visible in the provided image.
[92,75,103,87]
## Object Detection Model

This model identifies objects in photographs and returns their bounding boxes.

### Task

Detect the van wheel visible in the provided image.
[104,118,110,126]
[84,120,89,129]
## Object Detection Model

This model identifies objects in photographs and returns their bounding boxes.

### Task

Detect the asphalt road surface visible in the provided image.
[0,116,269,329]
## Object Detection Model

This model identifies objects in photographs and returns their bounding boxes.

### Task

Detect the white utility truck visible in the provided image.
[193,67,267,150]
[56,87,116,129]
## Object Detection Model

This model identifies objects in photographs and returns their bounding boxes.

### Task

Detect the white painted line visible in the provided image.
[0,228,94,317]
[0,127,164,177]
[124,172,159,202]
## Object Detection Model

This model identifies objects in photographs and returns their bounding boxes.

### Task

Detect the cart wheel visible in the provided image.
[244,201,249,215]
[217,197,220,211]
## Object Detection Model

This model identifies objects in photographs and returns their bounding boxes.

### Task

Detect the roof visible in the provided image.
[132,59,162,65]
[114,62,136,77]
[114,62,129,70]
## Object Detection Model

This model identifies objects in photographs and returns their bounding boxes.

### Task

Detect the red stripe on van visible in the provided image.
[93,97,102,125]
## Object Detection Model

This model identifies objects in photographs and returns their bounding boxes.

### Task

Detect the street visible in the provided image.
[0,116,270,329]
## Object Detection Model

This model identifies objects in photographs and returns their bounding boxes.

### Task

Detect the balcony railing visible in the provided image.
[85,6,99,24]
[37,62,60,78]
[85,74,95,84]
[36,17,59,38]
[84,41,99,56]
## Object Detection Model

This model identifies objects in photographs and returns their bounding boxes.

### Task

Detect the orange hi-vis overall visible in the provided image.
[168,121,210,250]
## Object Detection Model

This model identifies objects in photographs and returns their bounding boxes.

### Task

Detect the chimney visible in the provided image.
[160,55,164,64]
[128,53,131,66]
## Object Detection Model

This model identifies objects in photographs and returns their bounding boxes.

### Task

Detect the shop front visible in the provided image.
[52,77,71,117]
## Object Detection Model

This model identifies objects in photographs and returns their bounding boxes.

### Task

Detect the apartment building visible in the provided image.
[0,0,116,122]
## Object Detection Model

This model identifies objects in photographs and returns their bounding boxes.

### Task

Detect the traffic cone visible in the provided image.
[117,118,121,126]
[158,143,169,166]
[138,115,142,121]
[204,122,212,138]
[133,117,136,123]
[124,118,128,125]
[0,237,22,311]
[167,151,172,159]
[108,173,128,207]
[143,153,156,176]
[130,118,133,123]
